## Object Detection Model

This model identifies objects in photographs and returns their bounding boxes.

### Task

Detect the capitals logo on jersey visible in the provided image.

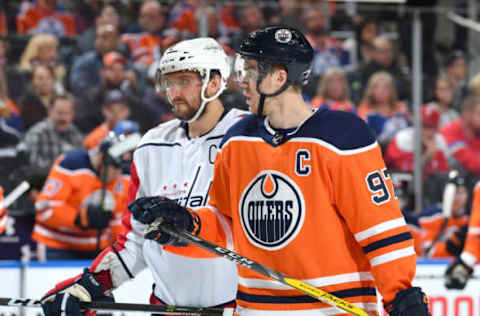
[239,170,305,251]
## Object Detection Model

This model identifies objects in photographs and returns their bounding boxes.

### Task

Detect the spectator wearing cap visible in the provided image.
[16,0,76,37]
[83,90,131,150]
[23,93,83,174]
[77,51,150,133]
[444,50,468,110]
[440,94,480,176]
[427,76,459,128]
[385,104,449,179]
[69,23,129,96]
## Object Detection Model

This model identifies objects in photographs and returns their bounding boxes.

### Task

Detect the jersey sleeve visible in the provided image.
[460,183,480,267]
[196,149,233,249]
[330,142,415,305]
[90,162,148,289]
[35,157,80,229]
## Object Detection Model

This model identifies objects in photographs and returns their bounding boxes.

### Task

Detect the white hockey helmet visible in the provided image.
[156,37,231,123]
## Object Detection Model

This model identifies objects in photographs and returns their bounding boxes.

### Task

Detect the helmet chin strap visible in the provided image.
[255,75,291,118]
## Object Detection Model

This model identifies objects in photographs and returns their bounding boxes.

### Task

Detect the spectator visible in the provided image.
[19,33,65,91]
[304,8,350,77]
[0,37,27,104]
[19,64,57,130]
[122,0,176,71]
[384,105,449,178]
[310,67,356,113]
[23,93,83,174]
[75,4,122,55]
[0,40,22,133]
[83,90,131,150]
[16,0,76,37]
[350,36,410,104]
[0,8,6,37]
[69,23,127,96]
[343,19,379,71]
[32,132,136,260]
[168,0,200,38]
[357,71,410,146]
[231,5,264,50]
[427,76,458,128]
[440,94,480,176]
[419,175,469,258]
[72,0,102,35]
[78,51,150,133]
[444,50,468,110]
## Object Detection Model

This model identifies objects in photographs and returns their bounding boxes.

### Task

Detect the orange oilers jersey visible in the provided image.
[83,123,109,150]
[32,149,129,251]
[196,109,416,315]
[16,4,76,36]
[418,206,468,258]
[0,187,6,235]
[121,33,163,67]
[460,182,480,267]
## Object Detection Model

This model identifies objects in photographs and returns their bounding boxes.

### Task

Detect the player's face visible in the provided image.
[162,71,203,121]
[238,59,261,114]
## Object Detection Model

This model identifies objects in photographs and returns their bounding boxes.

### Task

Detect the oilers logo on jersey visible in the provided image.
[239,170,305,251]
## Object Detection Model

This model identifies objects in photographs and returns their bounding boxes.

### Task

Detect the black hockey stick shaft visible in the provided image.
[0,297,224,315]
[157,222,369,316]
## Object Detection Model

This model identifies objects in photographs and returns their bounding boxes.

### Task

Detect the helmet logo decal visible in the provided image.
[275,29,292,43]
[239,170,305,251]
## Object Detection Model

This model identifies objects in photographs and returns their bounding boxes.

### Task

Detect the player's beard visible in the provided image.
[171,96,201,121]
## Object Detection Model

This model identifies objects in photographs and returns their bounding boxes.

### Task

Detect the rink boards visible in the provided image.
[0,259,475,316]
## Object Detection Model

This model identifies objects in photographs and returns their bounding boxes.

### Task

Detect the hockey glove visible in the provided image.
[128,196,200,245]
[41,269,114,316]
[385,287,430,316]
[75,204,113,230]
[445,224,468,256]
[445,256,473,289]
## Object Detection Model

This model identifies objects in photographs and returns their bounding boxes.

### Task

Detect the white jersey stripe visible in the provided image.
[238,272,374,290]
[207,204,233,250]
[355,217,406,242]
[460,251,477,267]
[468,227,480,234]
[33,225,108,245]
[370,246,415,267]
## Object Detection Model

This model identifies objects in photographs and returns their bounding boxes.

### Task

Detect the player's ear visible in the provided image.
[207,72,221,96]
[274,68,287,88]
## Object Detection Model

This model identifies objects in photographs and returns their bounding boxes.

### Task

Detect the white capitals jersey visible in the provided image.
[91,108,248,307]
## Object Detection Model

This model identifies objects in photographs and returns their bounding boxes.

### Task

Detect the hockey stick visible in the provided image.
[154,221,369,316]
[0,297,225,315]
[0,181,30,210]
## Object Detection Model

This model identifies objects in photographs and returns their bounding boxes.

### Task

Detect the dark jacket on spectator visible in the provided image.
[19,87,54,131]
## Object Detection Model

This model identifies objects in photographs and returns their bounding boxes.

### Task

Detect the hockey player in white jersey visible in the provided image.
[40,38,247,316]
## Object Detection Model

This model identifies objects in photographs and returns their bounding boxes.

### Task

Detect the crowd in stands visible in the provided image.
[0,0,479,262]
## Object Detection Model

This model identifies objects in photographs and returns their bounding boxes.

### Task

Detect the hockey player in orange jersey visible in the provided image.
[128,27,431,316]
[33,130,139,260]
[445,179,480,289]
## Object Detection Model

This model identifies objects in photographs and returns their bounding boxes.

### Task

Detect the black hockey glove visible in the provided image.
[41,269,114,316]
[128,196,200,246]
[75,204,112,230]
[445,224,468,256]
[385,287,430,316]
[445,256,473,289]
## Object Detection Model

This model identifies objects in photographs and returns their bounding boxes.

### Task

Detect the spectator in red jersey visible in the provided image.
[426,76,458,128]
[440,94,480,176]
[310,67,356,113]
[385,104,449,178]
[16,0,76,37]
